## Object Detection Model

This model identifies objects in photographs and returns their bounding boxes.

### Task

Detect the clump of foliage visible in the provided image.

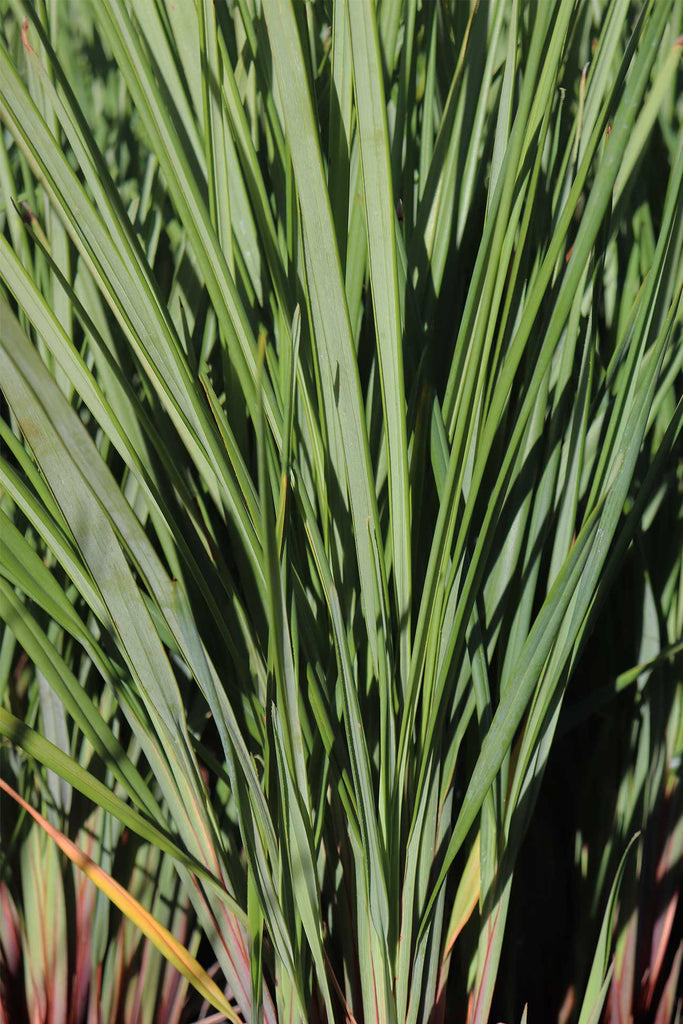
[1,1,681,1022]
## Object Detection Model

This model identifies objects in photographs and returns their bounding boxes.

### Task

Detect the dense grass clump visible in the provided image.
[1,1,681,1021]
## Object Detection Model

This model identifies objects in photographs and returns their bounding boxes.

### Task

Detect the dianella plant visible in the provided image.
[1,0,682,1022]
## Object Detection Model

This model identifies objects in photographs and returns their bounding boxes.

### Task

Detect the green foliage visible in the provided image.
[0,1,681,1021]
